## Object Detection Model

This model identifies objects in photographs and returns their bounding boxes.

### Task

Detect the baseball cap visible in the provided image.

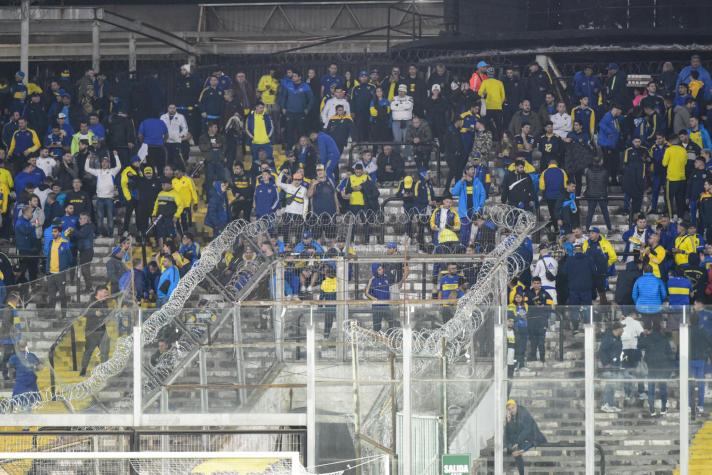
[386,242,397,249]
[131,156,141,164]
[143,166,153,175]
[353,163,364,170]
[15,71,25,79]
[607,63,619,70]
[506,399,516,407]
[57,112,66,119]
[403,176,413,187]
[477,61,488,68]
[590,227,601,234]
[397,84,408,92]
[431,84,441,92]
[316,164,325,170]
[358,70,368,77]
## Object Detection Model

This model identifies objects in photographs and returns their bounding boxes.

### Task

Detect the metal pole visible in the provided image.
[584,307,595,475]
[20,0,29,83]
[232,306,247,405]
[133,325,142,426]
[306,307,316,471]
[198,348,209,412]
[493,307,505,475]
[350,321,363,470]
[128,33,137,72]
[92,20,101,72]
[336,259,348,360]
[402,307,413,475]
[275,260,285,361]
[680,306,689,475]
[440,337,448,454]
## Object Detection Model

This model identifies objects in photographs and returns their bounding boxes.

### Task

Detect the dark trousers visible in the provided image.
[122,200,138,234]
[224,136,244,171]
[80,330,109,374]
[602,148,620,183]
[284,112,306,150]
[648,381,668,412]
[1,343,14,378]
[78,248,94,289]
[515,330,528,368]
[231,200,252,221]
[350,205,371,244]
[147,145,167,173]
[166,142,189,170]
[18,250,38,282]
[546,198,558,230]
[353,113,370,142]
[310,213,337,241]
[47,272,67,309]
[486,109,503,139]
[322,306,336,338]
[585,199,612,230]
[372,305,393,332]
[528,325,547,362]
[666,179,686,218]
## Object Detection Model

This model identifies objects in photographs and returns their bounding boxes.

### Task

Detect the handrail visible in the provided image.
[538,442,606,474]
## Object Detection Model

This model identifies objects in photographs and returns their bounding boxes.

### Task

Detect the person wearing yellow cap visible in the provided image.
[505,398,547,475]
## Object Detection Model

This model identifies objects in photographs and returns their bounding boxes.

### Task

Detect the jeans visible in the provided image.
[391,120,410,143]
[528,324,547,362]
[650,174,665,212]
[95,197,114,235]
[515,330,528,368]
[690,199,699,226]
[691,359,705,407]
[602,370,618,407]
[284,112,305,150]
[648,381,668,412]
[459,214,473,247]
[372,305,393,332]
[585,199,612,231]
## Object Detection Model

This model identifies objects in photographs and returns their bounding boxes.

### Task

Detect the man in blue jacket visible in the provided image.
[573,66,602,107]
[278,71,314,150]
[450,163,486,246]
[46,225,73,311]
[598,104,623,185]
[253,167,280,221]
[632,264,667,321]
[310,131,340,183]
[14,205,39,282]
[676,54,712,102]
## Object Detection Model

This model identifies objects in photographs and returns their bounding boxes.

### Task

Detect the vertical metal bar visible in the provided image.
[680,306,689,475]
[350,321,363,470]
[275,260,285,361]
[20,0,29,83]
[306,306,316,470]
[402,307,413,475]
[232,306,247,405]
[92,20,101,72]
[440,337,448,454]
[198,347,209,412]
[386,5,391,53]
[584,307,595,475]
[493,306,505,475]
[336,259,348,360]
[389,352,397,474]
[383,454,391,475]
[70,325,78,371]
[128,33,137,72]
[133,325,142,426]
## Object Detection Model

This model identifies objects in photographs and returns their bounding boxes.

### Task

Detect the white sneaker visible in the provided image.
[612,405,622,412]
[697,406,704,415]
[638,392,647,400]
[307,286,313,293]
[601,404,617,413]
[519,367,533,373]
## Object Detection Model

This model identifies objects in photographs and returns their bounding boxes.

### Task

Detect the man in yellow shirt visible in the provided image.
[641,232,666,278]
[478,69,506,138]
[257,68,280,145]
[672,221,698,266]
[662,137,688,218]
[342,163,371,243]
[172,168,199,234]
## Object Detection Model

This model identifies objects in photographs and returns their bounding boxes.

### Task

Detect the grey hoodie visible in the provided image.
[673,104,691,135]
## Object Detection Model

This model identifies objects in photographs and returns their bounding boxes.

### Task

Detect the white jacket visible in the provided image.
[551,112,572,139]
[85,154,121,198]
[390,95,414,121]
[160,112,190,144]
[36,157,57,178]
[621,316,644,350]
[276,175,309,218]
[531,255,558,289]
[321,98,351,127]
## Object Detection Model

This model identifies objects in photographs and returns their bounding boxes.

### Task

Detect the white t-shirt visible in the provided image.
[621,316,644,350]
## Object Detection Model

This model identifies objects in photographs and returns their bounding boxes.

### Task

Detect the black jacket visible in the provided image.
[605,70,630,109]
[503,75,526,110]
[501,171,534,207]
[65,190,92,216]
[690,326,712,362]
[563,252,595,292]
[584,165,609,199]
[106,113,137,149]
[504,405,547,451]
[622,154,646,198]
[564,140,595,175]
[615,268,641,305]
[526,70,553,109]
[23,102,47,138]
[376,150,405,182]
[638,331,674,374]
[424,96,451,139]
[599,329,623,368]
[85,299,109,335]
[174,74,201,109]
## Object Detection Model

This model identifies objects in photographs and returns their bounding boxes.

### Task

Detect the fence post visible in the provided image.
[133,325,142,427]
[493,306,505,475]
[584,307,595,475]
[232,306,247,405]
[680,306,689,475]
[198,347,209,413]
[306,306,316,471]
[274,260,285,361]
[336,258,348,361]
[402,306,413,475]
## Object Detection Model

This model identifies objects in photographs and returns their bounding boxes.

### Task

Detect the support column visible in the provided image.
[336,259,348,360]
[20,0,29,82]
[128,33,137,72]
[198,348,209,412]
[679,309,689,475]
[493,307,505,474]
[274,260,285,361]
[92,20,101,72]
[306,307,316,470]
[402,307,413,475]
[584,308,595,475]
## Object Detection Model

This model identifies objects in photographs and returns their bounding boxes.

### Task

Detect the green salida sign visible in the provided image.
[441,454,471,475]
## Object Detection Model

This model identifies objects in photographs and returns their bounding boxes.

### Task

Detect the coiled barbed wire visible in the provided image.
[0,214,278,413]
[345,204,536,360]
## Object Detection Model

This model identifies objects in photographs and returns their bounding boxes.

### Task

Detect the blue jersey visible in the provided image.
[369,275,391,301]
[439,273,464,300]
